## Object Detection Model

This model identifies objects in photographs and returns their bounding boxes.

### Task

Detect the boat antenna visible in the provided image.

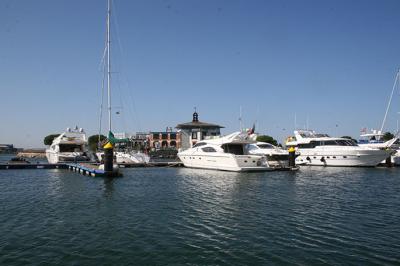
[107,0,112,133]
[380,69,399,132]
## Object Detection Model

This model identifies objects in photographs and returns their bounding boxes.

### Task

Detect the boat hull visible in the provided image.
[295,149,392,167]
[96,151,150,164]
[393,150,400,166]
[178,153,271,172]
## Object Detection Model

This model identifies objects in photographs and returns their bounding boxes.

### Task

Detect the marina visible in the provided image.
[2,0,400,264]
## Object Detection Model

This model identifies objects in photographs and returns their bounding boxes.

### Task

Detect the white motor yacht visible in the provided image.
[285,130,393,167]
[46,127,91,164]
[246,142,292,168]
[178,132,271,172]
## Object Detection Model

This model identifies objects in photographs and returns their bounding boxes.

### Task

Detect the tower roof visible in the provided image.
[176,111,224,129]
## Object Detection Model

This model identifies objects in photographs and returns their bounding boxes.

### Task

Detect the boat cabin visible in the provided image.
[297,139,357,149]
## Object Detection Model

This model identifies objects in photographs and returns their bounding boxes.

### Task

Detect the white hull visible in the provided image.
[46,150,89,164]
[45,127,89,164]
[392,150,400,166]
[96,151,150,164]
[178,153,271,172]
[115,152,150,164]
[359,144,400,166]
[295,149,391,167]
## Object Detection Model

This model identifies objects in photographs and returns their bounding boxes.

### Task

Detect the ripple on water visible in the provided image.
[0,167,400,265]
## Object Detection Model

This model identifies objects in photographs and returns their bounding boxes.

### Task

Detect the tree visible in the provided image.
[44,134,60,146]
[383,132,395,141]
[88,134,107,151]
[256,135,278,146]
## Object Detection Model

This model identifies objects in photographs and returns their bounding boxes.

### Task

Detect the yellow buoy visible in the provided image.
[103,142,113,149]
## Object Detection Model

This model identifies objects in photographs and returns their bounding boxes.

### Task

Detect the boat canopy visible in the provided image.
[107,131,129,144]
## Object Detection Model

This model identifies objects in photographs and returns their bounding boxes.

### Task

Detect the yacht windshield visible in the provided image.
[257,144,273,149]
[298,140,358,148]
[299,131,330,138]
[222,144,244,155]
[193,142,207,148]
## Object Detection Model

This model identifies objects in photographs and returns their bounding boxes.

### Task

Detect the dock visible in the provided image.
[0,160,184,174]
[0,163,68,170]
[67,163,122,177]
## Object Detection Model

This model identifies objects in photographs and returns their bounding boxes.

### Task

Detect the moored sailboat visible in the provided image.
[96,0,149,165]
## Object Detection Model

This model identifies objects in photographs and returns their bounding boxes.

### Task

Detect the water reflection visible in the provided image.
[1,166,399,265]
[102,177,115,198]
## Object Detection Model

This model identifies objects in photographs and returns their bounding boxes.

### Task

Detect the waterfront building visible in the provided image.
[0,144,18,154]
[176,111,224,151]
[147,128,181,150]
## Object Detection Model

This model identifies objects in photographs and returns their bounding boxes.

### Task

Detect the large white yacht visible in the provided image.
[178,132,272,172]
[246,142,292,168]
[46,127,91,164]
[285,130,393,167]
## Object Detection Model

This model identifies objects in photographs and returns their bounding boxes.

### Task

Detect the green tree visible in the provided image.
[383,132,395,141]
[88,134,107,151]
[43,134,60,146]
[256,135,278,146]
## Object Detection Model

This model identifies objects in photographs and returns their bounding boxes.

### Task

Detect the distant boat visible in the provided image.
[8,157,30,164]
[178,131,272,172]
[357,69,400,165]
[46,127,91,164]
[358,130,399,165]
[286,130,393,167]
[246,142,294,168]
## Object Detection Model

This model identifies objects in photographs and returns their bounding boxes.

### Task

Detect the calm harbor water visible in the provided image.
[0,165,399,265]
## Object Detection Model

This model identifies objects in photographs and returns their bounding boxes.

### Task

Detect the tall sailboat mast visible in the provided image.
[107,0,112,133]
[380,69,399,132]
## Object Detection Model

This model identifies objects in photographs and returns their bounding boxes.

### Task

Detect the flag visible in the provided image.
[247,123,255,135]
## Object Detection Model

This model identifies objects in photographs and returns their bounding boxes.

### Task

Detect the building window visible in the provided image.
[170,141,176,147]
[153,141,160,149]
[201,131,207,140]
[170,133,176,140]
[192,132,197,139]
[162,134,168,140]
[153,133,159,140]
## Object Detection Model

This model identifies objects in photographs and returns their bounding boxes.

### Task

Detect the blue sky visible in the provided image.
[1,0,400,148]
